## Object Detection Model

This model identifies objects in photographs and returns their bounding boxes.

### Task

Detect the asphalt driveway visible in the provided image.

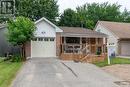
[11,58,121,87]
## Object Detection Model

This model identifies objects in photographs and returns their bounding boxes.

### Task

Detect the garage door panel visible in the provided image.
[31,38,56,58]
[31,41,43,57]
[121,41,130,56]
[42,41,56,57]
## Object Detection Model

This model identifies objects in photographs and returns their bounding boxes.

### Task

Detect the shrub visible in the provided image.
[96,50,101,55]
[11,55,22,62]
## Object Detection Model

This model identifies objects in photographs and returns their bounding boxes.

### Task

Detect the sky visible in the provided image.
[57,0,130,13]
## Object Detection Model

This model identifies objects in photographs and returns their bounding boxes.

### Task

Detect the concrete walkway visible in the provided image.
[11,58,121,87]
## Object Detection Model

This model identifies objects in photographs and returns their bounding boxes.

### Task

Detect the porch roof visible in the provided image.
[59,27,107,38]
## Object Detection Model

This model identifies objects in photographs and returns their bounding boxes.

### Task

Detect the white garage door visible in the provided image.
[121,41,130,56]
[31,37,56,58]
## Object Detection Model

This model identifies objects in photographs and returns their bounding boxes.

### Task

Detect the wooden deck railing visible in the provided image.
[61,43,106,55]
[60,43,107,63]
[61,44,87,54]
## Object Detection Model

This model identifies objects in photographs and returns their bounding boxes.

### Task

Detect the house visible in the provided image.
[0,17,107,62]
[95,21,130,56]
[26,17,63,58]
[0,24,20,56]
[56,27,107,62]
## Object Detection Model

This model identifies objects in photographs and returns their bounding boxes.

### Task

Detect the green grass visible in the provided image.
[0,58,23,87]
[94,57,130,67]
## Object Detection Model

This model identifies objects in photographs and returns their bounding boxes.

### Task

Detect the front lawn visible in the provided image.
[0,58,22,87]
[94,57,130,67]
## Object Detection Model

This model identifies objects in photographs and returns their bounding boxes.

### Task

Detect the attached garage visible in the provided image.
[120,41,130,56]
[26,17,63,58]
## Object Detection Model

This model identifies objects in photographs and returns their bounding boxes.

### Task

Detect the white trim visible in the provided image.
[35,17,63,32]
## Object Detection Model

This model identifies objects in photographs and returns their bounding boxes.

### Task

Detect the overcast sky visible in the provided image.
[57,0,130,13]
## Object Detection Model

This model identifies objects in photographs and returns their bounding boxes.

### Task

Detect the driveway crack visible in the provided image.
[61,62,78,78]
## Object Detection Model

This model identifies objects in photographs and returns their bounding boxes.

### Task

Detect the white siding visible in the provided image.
[34,20,56,37]
[31,19,57,58]
[95,24,119,55]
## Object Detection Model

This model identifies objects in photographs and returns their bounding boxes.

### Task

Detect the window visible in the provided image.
[66,37,80,44]
[0,0,14,14]
[32,38,37,41]
[109,43,114,46]
[50,38,55,41]
[44,38,49,41]
[38,38,43,41]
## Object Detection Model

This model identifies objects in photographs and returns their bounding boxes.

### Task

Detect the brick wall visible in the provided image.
[25,41,31,58]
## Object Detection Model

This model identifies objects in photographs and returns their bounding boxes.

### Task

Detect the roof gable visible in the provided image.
[97,21,130,39]
[35,17,63,32]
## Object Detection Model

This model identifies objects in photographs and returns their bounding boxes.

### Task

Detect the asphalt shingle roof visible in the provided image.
[98,21,130,39]
[59,27,107,38]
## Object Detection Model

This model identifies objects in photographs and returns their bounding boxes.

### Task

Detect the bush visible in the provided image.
[96,50,101,55]
[11,55,22,62]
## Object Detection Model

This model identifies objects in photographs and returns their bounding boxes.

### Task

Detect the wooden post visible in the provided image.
[102,38,104,54]
[89,38,91,54]
[80,37,82,54]
[64,37,66,44]
[64,37,66,53]
[73,45,74,54]
[95,38,98,54]
[60,36,62,55]
[86,38,88,54]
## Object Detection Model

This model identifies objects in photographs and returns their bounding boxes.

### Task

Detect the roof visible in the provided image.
[59,27,107,38]
[35,17,63,32]
[97,21,130,39]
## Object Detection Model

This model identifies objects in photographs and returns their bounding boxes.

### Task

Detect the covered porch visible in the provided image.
[59,35,107,63]
[56,27,107,63]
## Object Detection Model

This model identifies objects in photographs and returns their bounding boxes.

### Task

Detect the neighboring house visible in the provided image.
[95,21,130,56]
[0,24,20,56]
[0,17,107,62]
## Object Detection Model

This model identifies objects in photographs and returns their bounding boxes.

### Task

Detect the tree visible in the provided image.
[0,0,59,23]
[15,0,59,23]
[59,9,78,27]
[76,2,122,28]
[59,2,130,29]
[7,16,35,60]
[120,8,130,22]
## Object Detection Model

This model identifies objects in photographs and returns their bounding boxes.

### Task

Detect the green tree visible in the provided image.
[15,0,59,23]
[59,9,78,27]
[76,2,122,28]
[120,8,130,22]
[59,2,130,29]
[7,16,35,60]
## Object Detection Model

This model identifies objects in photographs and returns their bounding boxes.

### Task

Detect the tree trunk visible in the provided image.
[22,44,26,61]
